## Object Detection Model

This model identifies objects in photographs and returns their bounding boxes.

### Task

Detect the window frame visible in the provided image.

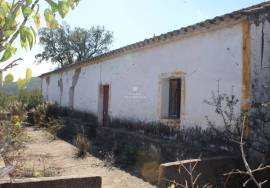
[159,71,186,123]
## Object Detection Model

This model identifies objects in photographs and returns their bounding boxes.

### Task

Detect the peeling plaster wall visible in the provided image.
[41,78,47,100]
[41,23,244,127]
[73,63,101,113]
[69,68,81,108]
[46,74,61,103]
[250,14,270,104]
[61,70,73,107]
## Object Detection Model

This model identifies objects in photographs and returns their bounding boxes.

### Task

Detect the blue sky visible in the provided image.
[3,0,266,79]
[63,0,266,48]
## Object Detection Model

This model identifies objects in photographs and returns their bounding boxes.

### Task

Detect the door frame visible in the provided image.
[98,84,111,126]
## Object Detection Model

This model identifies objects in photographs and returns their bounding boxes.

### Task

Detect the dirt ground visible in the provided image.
[6,127,156,188]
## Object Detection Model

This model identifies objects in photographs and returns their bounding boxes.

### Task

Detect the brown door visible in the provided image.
[103,85,109,126]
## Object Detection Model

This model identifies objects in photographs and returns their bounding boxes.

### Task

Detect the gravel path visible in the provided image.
[14,127,156,188]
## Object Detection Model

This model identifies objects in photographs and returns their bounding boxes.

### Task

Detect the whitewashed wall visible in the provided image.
[42,23,244,127]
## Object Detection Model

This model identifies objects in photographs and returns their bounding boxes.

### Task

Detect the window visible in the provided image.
[169,79,181,119]
[160,78,182,119]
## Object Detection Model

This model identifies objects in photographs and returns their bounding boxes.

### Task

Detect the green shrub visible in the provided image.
[0,112,27,154]
[0,90,42,154]
[18,89,43,110]
[0,92,17,111]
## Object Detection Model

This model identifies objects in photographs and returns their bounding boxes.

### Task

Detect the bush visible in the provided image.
[73,134,90,158]
[18,89,43,110]
[0,109,27,155]
[0,90,43,156]
[205,92,270,164]
[0,90,43,114]
[0,92,18,112]
[27,103,47,126]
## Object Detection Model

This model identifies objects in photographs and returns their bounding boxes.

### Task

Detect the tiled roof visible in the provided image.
[40,1,270,77]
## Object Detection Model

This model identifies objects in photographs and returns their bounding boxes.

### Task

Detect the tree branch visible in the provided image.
[0,58,22,72]
[224,113,270,188]
[8,0,40,46]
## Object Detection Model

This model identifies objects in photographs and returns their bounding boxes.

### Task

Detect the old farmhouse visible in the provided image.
[40,2,270,127]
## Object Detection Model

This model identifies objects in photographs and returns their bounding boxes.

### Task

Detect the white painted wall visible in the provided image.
[42,23,244,127]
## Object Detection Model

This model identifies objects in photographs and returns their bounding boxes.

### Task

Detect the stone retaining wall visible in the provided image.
[0,176,102,188]
[158,156,242,188]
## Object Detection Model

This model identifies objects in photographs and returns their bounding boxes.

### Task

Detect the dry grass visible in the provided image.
[73,134,90,158]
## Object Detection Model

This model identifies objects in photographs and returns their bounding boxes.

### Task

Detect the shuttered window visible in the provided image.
[168,79,181,119]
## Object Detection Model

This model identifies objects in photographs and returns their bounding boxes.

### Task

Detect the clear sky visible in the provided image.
[2,0,266,80]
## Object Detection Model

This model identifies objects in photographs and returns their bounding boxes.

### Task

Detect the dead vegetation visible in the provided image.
[1,88,268,187]
[164,90,270,188]
[167,160,213,188]
[73,133,91,158]
[22,161,60,178]
[223,113,270,188]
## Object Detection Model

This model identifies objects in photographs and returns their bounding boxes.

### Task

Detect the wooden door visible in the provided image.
[103,85,109,126]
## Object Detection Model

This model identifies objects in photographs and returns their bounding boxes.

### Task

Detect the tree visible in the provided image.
[0,0,80,63]
[36,24,113,67]
[17,68,32,90]
[0,72,2,87]
[4,73,14,85]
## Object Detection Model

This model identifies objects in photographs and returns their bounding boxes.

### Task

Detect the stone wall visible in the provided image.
[158,157,242,188]
[0,176,101,188]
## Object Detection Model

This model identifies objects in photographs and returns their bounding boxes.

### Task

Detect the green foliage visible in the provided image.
[58,1,69,18]
[44,8,58,28]
[0,0,80,62]
[168,184,175,188]
[0,117,25,153]
[0,90,42,155]
[36,24,113,67]
[0,89,42,112]
[25,68,32,82]
[0,72,3,87]
[0,92,16,111]
[0,85,42,157]
[34,11,41,29]
[4,73,14,85]
[18,89,43,110]
[17,68,32,91]
[0,43,16,62]
[16,78,27,91]
[19,26,36,49]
